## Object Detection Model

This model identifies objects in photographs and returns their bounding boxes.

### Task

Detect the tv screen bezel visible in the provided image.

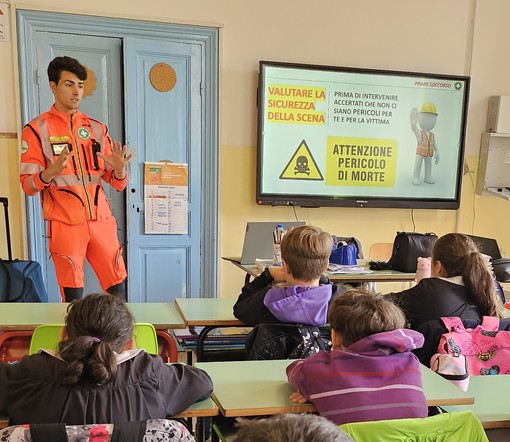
[256,60,470,210]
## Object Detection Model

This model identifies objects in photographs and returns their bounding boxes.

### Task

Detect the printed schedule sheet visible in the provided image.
[144,162,188,234]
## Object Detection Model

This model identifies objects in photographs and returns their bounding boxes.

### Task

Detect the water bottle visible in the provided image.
[273,224,284,265]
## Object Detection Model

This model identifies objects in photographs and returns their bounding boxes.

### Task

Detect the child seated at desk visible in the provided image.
[233,225,342,326]
[0,293,213,425]
[286,289,428,425]
[387,232,504,330]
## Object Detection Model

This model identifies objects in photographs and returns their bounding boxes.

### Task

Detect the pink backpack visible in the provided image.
[435,316,510,377]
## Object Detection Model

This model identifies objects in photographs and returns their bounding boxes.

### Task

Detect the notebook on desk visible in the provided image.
[240,221,305,265]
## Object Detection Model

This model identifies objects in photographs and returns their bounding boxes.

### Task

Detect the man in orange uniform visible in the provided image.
[19,56,133,302]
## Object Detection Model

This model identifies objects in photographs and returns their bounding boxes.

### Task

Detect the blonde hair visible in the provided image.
[280,225,333,281]
[328,289,406,347]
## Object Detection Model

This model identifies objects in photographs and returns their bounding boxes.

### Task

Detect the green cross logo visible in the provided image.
[77,127,90,140]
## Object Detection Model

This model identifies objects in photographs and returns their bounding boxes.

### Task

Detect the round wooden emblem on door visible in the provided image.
[149,63,177,92]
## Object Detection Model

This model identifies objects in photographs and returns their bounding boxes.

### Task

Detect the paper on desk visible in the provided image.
[327,263,373,274]
[256,258,274,271]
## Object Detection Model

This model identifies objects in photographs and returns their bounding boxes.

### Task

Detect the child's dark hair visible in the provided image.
[328,289,406,347]
[47,56,88,84]
[59,293,134,385]
[280,225,333,281]
[432,233,503,317]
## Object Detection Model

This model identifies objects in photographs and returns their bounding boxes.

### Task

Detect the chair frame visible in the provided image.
[0,330,33,363]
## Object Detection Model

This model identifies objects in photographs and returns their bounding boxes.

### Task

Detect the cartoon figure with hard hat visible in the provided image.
[410,102,440,185]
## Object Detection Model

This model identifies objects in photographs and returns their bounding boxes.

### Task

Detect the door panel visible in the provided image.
[34,33,123,301]
[143,250,187,302]
[124,37,203,302]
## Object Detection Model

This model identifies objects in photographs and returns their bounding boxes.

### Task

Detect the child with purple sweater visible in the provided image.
[286,289,428,425]
[233,225,340,326]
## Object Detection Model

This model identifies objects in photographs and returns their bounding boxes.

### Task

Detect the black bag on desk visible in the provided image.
[0,197,48,302]
[387,231,438,273]
[492,258,510,282]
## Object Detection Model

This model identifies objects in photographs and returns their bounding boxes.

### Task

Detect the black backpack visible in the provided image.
[245,323,331,360]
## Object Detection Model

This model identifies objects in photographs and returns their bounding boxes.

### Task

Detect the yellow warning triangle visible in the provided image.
[279,139,323,181]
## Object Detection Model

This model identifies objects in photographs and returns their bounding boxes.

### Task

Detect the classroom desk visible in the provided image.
[442,375,510,429]
[0,302,186,330]
[175,298,242,327]
[223,257,416,285]
[0,303,185,363]
[172,397,218,419]
[174,298,246,362]
[0,398,218,429]
[196,359,474,418]
[0,303,68,330]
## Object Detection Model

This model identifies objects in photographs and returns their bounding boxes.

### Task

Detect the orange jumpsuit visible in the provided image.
[19,105,128,298]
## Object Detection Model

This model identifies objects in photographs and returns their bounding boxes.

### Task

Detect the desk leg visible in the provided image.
[196,326,217,362]
[362,282,376,292]
[195,416,213,442]
[211,418,220,442]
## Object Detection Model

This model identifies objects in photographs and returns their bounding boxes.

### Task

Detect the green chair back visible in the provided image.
[29,323,158,355]
[132,323,158,354]
[339,410,488,442]
[28,324,62,354]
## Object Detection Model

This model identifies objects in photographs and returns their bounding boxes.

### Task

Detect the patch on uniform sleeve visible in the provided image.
[51,142,70,156]
[21,140,29,155]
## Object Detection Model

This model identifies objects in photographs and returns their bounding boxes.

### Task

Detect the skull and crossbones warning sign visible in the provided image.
[279,140,323,181]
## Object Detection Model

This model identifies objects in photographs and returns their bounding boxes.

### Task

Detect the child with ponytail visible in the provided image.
[0,293,212,425]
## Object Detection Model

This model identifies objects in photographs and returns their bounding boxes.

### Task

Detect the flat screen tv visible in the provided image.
[256,61,470,209]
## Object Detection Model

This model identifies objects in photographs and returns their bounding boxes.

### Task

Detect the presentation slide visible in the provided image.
[257,62,470,208]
